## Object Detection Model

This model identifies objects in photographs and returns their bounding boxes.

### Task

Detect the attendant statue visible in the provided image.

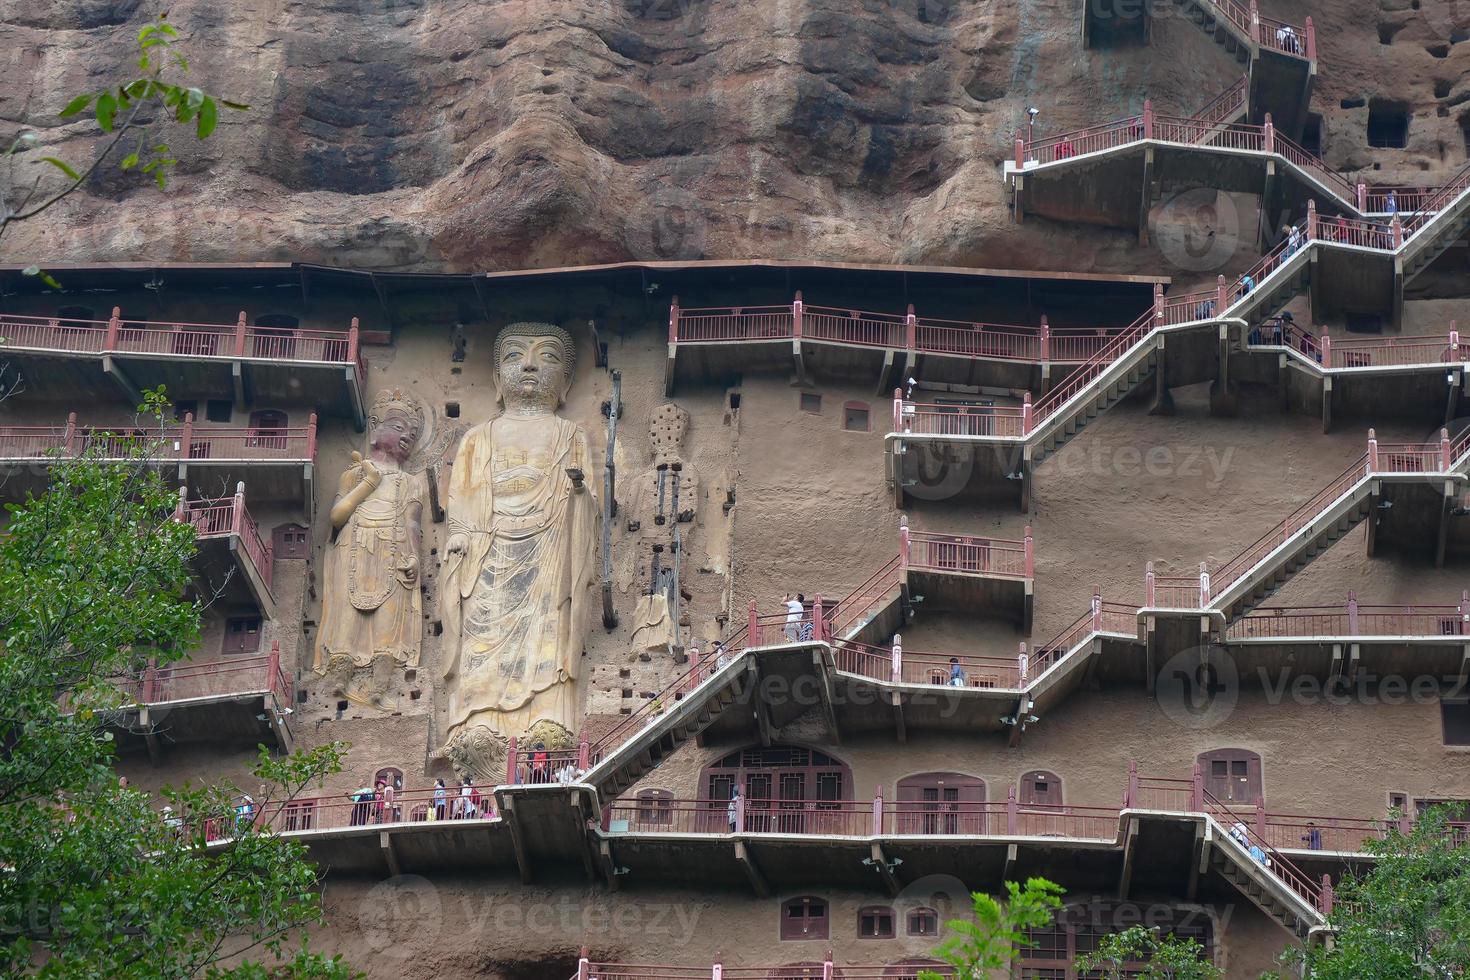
[316,389,427,709]
[439,322,599,779]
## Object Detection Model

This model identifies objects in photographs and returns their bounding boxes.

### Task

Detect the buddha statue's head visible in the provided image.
[493,322,576,412]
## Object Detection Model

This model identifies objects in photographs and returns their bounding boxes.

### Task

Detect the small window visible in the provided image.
[205,399,233,423]
[223,616,262,655]
[248,409,288,449]
[799,393,822,413]
[843,401,870,432]
[272,523,310,560]
[1367,101,1410,148]
[780,897,828,940]
[1442,700,1470,745]
[907,907,939,936]
[858,906,894,939]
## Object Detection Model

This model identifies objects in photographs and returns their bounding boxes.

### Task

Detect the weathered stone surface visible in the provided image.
[1,0,1467,278]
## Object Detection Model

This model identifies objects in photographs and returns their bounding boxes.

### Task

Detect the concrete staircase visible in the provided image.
[1402,174,1470,279]
[1211,476,1377,622]
[1173,0,1253,62]
[585,662,751,801]
[1032,341,1161,465]
[1208,840,1321,936]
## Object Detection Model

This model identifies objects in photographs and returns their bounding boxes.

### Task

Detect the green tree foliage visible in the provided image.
[1265,804,1470,979]
[1075,925,1223,980]
[2,15,247,264]
[0,391,355,977]
[917,878,1066,979]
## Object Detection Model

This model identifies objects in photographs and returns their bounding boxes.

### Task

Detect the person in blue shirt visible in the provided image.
[948,657,965,686]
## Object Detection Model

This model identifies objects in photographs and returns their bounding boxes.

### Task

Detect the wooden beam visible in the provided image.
[597,839,620,892]
[748,661,773,747]
[101,356,143,405]
[1118,817,1139,899]
[380,830,401,877]
[814,649,842,745]
[734,840,769,897]
[501,795,533,884]
[870,842,901,897]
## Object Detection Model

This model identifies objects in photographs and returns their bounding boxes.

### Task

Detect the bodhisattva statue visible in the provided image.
[316,389,427,709]
[439,322,599,780]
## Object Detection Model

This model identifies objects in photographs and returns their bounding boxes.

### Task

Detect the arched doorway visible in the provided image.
[895,771,986,835]
[700,744,851,834]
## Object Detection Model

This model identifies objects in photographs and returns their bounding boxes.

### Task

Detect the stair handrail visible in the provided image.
[1402,158,1470,235]
[1202,789,1324,912]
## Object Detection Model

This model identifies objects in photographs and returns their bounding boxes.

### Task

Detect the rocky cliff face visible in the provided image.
[0,0,1466,277]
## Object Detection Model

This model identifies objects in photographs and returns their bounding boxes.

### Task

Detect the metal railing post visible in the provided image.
[668,296,680,343]
[748,599,759,647]
[1307,199,1318,240]
[1216,274,1228,315]
[1014,133,1024,169]
[1145,561,1156,606]
[235,311,248,357]
[813,595,826,643]
[1039,314,1050,362]
[1263,113,1275,154]
[1191,762,1204,811]
[873,785,884,836]
[1442,428,1452,471]
[821,951,834,980]
[231,481,246,537]
[267,641,281,703]
[180,411,194,461]
[506,737,519,784]
[1391,216,1403,248]
[905,304,917,351]
[1322,332,1332,366]
[898,515,911,574]
[1022,391,1033,435]
[348,317,361,367]
[578,950,591,980]
[1356,182,1367,211]
[578,736,590,771]
[1023,525,1035,578]
[307,412,318,460]
[1451,321,1460,362]
[1347,589,1359,633]
[63,411,78,456]
[734,794,745,833]
[1126,759,1139,807]
[1305,16,1317,59]
[792,291,803,339]
[1091,589,1102,631]
[1006,786,1018,834]
[105,306,120,350]
[891,634,902,684]
[1319,875,1334,914]
[1254,797,1268,841]
[1018,642,1028,684]
[713,955,723,980]
[1142,99,1154,140]
[1367,427,1379,472]
[1198,562,1210,608]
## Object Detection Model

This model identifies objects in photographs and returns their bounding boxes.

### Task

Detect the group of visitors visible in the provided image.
[346,775,498,825]
[783,593,817,642]
[1229,821,1272,867]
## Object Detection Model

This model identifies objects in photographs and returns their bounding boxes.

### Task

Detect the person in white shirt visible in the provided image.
[1275,24,1299,53]
[783,593,806,642]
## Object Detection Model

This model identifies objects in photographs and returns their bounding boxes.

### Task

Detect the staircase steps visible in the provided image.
[1209,848,1311,936]
[594,682,744,798]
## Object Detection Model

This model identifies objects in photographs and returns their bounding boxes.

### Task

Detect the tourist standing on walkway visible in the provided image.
[784,593,805,642]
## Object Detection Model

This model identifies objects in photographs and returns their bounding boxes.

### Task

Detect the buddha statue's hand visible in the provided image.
[445,532,469,558]
[350,451,383,490]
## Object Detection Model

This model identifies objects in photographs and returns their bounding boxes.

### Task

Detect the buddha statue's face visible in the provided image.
[496,334,570,410]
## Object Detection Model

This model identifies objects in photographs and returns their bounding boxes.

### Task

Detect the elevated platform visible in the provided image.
[0,413,315,505]
[0,310,365,428]
[177,487,277,620]
[102,645,294,760]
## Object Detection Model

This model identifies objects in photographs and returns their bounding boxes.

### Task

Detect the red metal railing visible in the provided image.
[670,303,793,342]
[575,959,956,980]
[913,318,1040,360]
[905,529,1032,578]
[0,309,359,368]
[1202,789,1323,911]
[802,305,908,349]
[175,486,275,590]
[1253,322,1460,370]
[89,643,292,713]
[1403,159,1470,236]
[1228,595,1468,638]
[0,413,317,464]
[831,638,1025,688]
[826,555,902,640]
[241,784,500,837]
[897,401,1027,438]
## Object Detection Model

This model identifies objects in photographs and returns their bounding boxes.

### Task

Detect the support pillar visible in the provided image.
[1139,146,1155,245]
[1210,321,1238,416]
[1148,335,1173,415]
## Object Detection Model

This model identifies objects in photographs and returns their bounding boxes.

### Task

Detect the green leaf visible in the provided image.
[95,92,117,132]
[120,152,139,170]
[58,93,95,118]
[185,87,205,110]
[125,79,148,99]
[196,97,217,139]
[39,156,81,181]
[153,169,167,189]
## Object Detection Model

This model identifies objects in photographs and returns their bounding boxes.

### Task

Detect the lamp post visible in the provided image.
[1026,107,1039,147]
